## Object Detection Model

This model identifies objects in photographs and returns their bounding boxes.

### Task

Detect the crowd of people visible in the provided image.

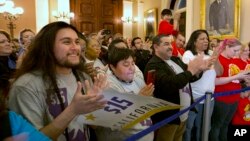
[1,8,250,141]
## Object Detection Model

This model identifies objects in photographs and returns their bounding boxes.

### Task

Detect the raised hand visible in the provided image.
[139,83,154,97]
[91,73,109,93]
[187,54,204,75]
[173,12,181,21]
[69,74,108,115]
[84,62,97,80]
[97,64,109,74]
[204,55,217,69]
[96,29,105,40]
[212,43,224,57]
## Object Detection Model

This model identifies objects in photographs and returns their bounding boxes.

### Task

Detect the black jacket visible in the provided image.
[134,49,152,72]
[144,55,199,124]
[0,56,16,93]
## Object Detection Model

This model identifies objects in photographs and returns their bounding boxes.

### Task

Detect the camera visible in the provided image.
[101,29,111,35]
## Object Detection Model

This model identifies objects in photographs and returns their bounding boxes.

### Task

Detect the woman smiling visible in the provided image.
[95,44,155,141]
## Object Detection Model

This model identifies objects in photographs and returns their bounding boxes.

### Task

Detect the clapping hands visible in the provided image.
[69,74,108,115]
[139,83,154,97]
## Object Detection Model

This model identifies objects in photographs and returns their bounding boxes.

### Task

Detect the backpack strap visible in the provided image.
[72,69,97,140]
[72,69,87,94]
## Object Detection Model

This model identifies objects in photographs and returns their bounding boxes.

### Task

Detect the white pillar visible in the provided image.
[186,0,194,41]
[136,1,144,38]
[35,0,49,32]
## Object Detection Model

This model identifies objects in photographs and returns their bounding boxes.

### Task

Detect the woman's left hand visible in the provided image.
[139,83,154,96]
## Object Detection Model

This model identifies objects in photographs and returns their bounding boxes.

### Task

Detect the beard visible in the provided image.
[55,53,81,68]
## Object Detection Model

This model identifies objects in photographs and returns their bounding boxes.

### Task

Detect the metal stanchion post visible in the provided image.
[202,92,212,141]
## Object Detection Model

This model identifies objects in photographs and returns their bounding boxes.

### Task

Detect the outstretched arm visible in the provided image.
[215,71,250,85]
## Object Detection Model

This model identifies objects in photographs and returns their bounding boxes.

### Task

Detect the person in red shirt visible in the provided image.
[158,9,180,37]
[228,91,250,140]
[171,33,185,58]
[231,43,250,125]
[232,92,250,125]
[210,39,250,141]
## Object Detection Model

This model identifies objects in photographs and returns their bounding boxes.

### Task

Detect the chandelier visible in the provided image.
[0,0,24,38]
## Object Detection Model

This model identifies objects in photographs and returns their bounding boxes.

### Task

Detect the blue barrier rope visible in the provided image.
[125,87,250,141]
[212,87,250,98]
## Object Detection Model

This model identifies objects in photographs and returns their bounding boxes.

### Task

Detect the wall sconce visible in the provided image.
[52,10,74,19]
[146,17,154,22]
[0,0,24,38]
[121,16,138,23]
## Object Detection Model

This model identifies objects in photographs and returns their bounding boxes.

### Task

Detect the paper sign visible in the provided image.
[83,88,181,130]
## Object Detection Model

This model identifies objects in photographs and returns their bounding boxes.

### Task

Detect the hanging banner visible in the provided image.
[83,88,181,130]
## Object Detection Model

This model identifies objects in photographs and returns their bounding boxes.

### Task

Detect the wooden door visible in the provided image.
[70,0,123,35]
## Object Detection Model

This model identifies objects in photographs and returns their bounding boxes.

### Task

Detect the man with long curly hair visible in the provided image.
[8,21,108,141]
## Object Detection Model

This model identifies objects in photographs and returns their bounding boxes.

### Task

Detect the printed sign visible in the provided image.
[83,88,181,130]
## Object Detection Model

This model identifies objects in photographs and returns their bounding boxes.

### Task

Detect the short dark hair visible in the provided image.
[131,37,141,47]
[161,9,172,16]
[108,48,134,67]
[151,34,170,55]
[152,34,170,46]
[108,38,127,52]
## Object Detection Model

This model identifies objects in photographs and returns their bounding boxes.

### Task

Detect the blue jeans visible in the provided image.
[183,100,214,141]
[209,101,238,141]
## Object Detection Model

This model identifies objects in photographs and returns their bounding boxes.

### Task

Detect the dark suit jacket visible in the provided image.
[209,0,230,31]
[134,49,152,72]
[144,55,199,124]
